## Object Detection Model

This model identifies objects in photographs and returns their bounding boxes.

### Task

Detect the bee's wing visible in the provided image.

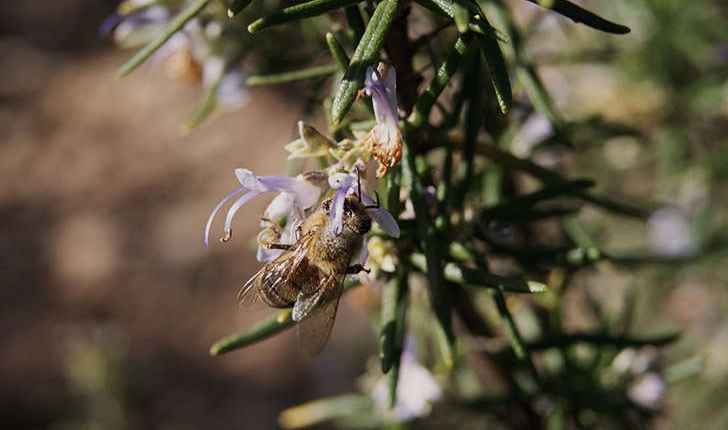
[236,265,270,310]
[237,233,316,309]
[294,274,344,356]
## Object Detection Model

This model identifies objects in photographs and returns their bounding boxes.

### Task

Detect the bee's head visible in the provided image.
[321,196,372,235]
[344,195,372,234]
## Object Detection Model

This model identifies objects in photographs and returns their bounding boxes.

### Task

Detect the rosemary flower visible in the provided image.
[359,64,403,179]
[204,168,321,248]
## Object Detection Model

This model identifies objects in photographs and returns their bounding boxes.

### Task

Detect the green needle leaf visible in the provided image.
[326,33,350,72]
[524,0,630,34]
[476,26,512,114]
[379,277,406,373]
[278,394,374,429]
[402,143,454,342]
[448,265,549,293]
[663,357,704,384]
[410,253,548,293]
[210,280,361,355]
[246,64,339,86]
[526,332,680,351]
[248,0,365,33]
[453,1,470,34]
[227,0,255,17]
[180,81,219,133]
[344,5,366,46]
[489,288,541,385]
[116,0,215,77]
[210,309,294,356]
[413,0,453,18]
[331,0,398,124]
[485,0,563,125]
[479,179,594,219]
[410,33,472,128]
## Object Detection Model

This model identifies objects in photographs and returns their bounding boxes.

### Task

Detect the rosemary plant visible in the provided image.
[105,0,699,427]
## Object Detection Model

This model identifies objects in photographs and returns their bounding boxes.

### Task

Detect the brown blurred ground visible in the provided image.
[0,2,374,428]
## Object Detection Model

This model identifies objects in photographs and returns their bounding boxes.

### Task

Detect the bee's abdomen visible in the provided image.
[260,259,320,307]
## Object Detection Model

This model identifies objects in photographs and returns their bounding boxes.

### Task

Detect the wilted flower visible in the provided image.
[359,63,403,179]
[204,168,321,248]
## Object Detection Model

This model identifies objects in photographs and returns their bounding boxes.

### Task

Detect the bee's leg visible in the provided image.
[294,222,305,241]
[346,264,370,274]
[257,217,292,250]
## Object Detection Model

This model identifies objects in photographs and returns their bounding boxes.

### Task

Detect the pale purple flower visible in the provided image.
[372,337,441,421]
[360,64,403,178]
[327,172,400,238]
[627,372,666,410]
[100,5,171,47]
[204,168,321,247]
[362,65,398,127]
[328,172,354,236]
[647,207,696,257]
[202,58,249,111]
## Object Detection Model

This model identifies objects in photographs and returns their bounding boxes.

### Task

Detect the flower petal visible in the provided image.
[330,186,348,236]
[260,175,321,209]
[234,168,268,191]
[204,186,246,248]
[365,65,398,127]
[222,190,260,238]
[362,190,400,238]
[328,172,355,190]
[257,244,283,263]
[263,192,296,223]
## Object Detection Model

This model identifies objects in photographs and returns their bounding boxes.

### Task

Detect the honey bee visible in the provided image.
[237,190,376,355]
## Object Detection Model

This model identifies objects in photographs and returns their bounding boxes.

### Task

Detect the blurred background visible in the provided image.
[1,0,727,429]
[1,1,377,428]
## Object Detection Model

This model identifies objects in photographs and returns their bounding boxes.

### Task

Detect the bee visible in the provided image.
[237,188,377,355]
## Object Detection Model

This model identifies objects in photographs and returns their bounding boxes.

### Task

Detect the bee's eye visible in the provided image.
[343,200,352,217]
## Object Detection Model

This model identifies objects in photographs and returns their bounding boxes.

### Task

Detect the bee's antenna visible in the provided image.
[364,191,380,209]
[355,165,380,208]
[355,166,363,201]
